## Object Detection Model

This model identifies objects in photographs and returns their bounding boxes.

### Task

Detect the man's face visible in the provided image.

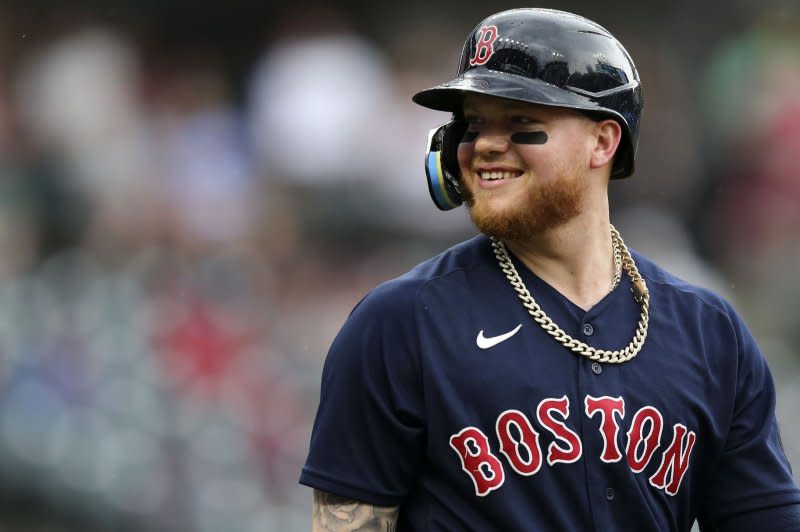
[456,93,598,240]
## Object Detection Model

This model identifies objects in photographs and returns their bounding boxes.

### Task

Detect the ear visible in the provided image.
[589,119,622,171]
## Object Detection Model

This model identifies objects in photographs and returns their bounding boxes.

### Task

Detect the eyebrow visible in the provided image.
[462,107,547,124]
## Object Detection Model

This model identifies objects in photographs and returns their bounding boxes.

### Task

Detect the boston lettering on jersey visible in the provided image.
[449,394,697,498]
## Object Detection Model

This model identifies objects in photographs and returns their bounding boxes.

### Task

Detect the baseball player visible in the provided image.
[300,8,800,531]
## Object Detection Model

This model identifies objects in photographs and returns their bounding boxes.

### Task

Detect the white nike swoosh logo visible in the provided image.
[476,324,523,349]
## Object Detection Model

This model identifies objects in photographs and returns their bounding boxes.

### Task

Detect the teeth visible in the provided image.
[479,171,518,180]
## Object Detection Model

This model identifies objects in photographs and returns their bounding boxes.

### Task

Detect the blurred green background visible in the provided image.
[1,1,800,530]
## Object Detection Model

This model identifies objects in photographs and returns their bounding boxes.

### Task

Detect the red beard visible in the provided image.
[460,173,584,240]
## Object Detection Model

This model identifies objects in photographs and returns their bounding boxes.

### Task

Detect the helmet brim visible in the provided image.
[413,70,600,115]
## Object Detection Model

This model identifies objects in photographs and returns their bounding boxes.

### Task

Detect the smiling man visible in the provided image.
[459,96,597,239]
[300,8,800,531]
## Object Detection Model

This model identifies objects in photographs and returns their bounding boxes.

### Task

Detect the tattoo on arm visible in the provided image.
[313,489,400,532]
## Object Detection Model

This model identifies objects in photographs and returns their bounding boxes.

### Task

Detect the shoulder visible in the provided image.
[324,235,493,377]
[633,249,736,318]
[631,250,756,355]
[352,234,493,316]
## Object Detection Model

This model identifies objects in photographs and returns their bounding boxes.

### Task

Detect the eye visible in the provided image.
[463,114,485,126]
[461,130,479,143]
[511,115,539,125]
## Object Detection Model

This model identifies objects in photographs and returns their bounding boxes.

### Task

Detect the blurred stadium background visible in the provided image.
[0,1,799,530]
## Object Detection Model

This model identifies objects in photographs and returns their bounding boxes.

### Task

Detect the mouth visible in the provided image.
[477,169,524,181]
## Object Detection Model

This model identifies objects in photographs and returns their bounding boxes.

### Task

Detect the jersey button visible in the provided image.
[591,362,602,375]
[605,487,615,501]
[582,323,594,336]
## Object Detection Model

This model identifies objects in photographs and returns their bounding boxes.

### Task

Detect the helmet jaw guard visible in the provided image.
[415,8,643,208]
[425,121,466,211]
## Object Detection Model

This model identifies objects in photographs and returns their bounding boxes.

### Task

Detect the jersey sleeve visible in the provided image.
[699,502,800,532]
[299,279,426,506]
[699,302,800,523]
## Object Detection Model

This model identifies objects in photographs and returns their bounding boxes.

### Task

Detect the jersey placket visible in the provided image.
[575,280,637,531]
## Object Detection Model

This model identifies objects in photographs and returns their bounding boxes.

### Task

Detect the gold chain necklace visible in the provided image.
[490,224,649,364]
[609,231,622,292]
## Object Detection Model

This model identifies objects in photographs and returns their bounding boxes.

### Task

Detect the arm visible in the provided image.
[312,489,400,532]
[698,503,800,532]
[697,301,800,526]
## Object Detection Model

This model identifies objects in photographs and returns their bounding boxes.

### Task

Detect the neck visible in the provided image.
[503,214,614,311]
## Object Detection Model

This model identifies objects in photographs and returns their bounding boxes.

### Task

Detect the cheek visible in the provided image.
[456,143,474,173]
[515,144,547,167]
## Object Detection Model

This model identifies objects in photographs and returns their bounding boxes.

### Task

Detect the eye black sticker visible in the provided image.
[510,131,548,144]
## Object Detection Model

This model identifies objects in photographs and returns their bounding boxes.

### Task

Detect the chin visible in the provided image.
[466,187,583,241]
[472,193,514,213]
[468,202,531,240]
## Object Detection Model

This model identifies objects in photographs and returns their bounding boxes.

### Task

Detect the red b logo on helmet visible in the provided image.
[470,25,499,66]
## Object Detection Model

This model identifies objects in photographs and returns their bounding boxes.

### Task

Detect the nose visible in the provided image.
[473,129,511,155]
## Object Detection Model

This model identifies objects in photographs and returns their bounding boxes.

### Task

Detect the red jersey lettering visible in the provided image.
[649,423,697,495]
[450,396,697,497]
[626,406,663,473]
[585,395,625,463]
[449,426,505,496]
[496,409,543,476]
[537,396,582,465]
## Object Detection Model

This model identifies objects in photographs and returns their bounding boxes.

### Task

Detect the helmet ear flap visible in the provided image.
[425,120,466,210]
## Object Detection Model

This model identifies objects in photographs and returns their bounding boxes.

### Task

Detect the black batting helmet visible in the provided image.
[414,8,643,210]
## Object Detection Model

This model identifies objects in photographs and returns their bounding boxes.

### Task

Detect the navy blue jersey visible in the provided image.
[300,234,800,531]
